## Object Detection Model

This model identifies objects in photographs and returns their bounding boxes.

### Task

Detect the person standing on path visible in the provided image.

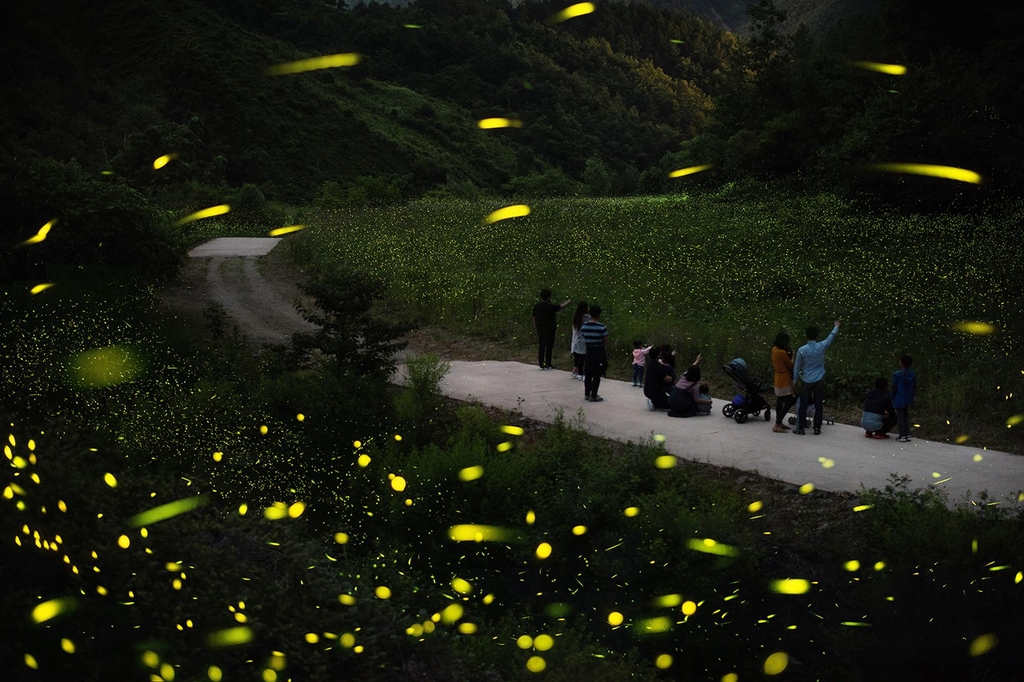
[792,320,840,435]
[771,331,796,433]
[580,305,608,402]
[569,301,590,380]
[532,289,571,370]
[891,354,917,442]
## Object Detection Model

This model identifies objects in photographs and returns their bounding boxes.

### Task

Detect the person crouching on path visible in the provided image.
[580,305,608,402]
[668,354,712,418]
[644,347,675,410]
[570,301,590,380]
[532,289,571,370]
[862,377,897,438]
[771,331,796,433]
[891,354,917,442]
[793,319,840,435]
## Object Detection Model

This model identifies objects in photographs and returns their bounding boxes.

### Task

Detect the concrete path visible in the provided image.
[438,360,1024,506]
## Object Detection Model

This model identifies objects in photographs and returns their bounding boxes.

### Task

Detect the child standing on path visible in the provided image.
[580,305,608,402]
[631,341,652,387]
[891,355,917,442]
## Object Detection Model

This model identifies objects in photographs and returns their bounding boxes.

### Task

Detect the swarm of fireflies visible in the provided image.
[863,163,982,185]
[266,53,361,76]
[550,2,595,22]
[69,346,143,388]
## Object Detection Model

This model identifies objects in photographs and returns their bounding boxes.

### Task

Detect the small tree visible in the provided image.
[290,269,410,382]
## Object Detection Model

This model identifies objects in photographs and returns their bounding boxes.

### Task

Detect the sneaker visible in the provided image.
[897,435,910,443]
[792,429,805,435]
[773,424,787,433]
[571,373,579,380]
[590,395,604,402]
[872,433,891,439]
[540,366,548,371]
[813,428,821,435]
[865,431,875,438]
[647,398,656,411]
[584,396,592,402]
[577,375,585,381]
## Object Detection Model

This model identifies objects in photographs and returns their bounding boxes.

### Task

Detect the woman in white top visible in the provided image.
[570,300,590,380]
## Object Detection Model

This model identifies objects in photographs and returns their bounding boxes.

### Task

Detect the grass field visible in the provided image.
[292,193,1024,450]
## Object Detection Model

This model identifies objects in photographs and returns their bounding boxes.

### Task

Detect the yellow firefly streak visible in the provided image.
[668,164,712,178]
[686,538,740,556]
[550,2,595,22]
[850,61,908,75]
[207,626,254,647]
[770,578,811,594]
[152,153,178,170]
[30,283,55,295]
[458,465,484,481]
[130,496,208,527]
[954,321,996,335]
[478,118,523,129]
[22,220,56,245]
[864,163,982,184]
[266,53,362,76]
[31,598,76,623]
[177,205,231,225]
[269,225,305,237]
[483,204,530,224]
[500,425,525,436]
[448,524,522,542]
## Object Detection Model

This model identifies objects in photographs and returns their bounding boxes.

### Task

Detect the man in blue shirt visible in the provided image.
[792,319,840,435]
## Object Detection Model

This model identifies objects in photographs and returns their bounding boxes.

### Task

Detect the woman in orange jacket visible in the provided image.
[771,332,795,433]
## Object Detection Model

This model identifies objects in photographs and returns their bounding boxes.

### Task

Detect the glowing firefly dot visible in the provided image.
[390,476,407,492]
[394,434,402,441]
[238,503,248,515]
[624,506,639,517]
[655,654,673,669]
[259,425,268,435]
[457,622,478,634]
[722,675,739,682]
[213,451,223,461]
[764,651,789,675]
[161,663,176,680]
[452,577,473,594]
[483,205,530,224]
[334,532,349,544]
[526,510,536,525]
[536,542,552,559]
[865,163,982,185]
[60,638,75,654]
[550,2,595,22]
[340,633,356,647]
[441,603,464,623]
[31,598,74,623]
[153,153,178,169]
[874,561,886,571]
[117,535,130,549]
[22,219,56,245]
[353,440,362,448]
[296,414,305,421]
[266,53,361,76]
[288,502,306,518]
[653,434,666,442]
[483,593,495,604]
[25,654,38,669]
[973,454,983,462]
[31,283,55,295]
[770,579,811,595]
[526,656,547,672]
[849,60,908,75]
[208,666,223,682]
[748,501,764,512]
[608,611,624,626]
[517,635,533,649]
[572,525,587,535]
[405,498,412,506]
[103,473,117,488]
[357,454,371,467]
[459,465,484,481]
[339,594,356,605]
[142,651,160,668]
[668,164,712,178]
[654,455,676,469]
[375,586,392,600]
[269,225,305,237]
[1014,572,1022,584]
[1006,415,1024,428]
[176,204,230,225]
[843,560,860,571]
[496,441,513,452]
[799,483,815,494]
[969,633,998,656]
[534,634,554,651]
[681,601,697,616]
[478,118,523,129]
[853,504,873,512]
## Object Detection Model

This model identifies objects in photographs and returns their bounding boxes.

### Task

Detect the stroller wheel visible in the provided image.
[787,416,797,426]
[764,409,771,421]
[734,410,748,424]
[722,404,736,418]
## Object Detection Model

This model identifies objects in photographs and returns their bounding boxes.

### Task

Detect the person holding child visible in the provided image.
[861,377,897,438]
[891,354,917,442]
[668,354,712,418]
[632,341,652,387]
[644,347,675,410]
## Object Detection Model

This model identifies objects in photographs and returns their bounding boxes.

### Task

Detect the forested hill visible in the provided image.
[2,0,1024,231]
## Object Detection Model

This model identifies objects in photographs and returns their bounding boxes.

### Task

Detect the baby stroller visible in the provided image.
[721,358,773,424]
[787,394,836,428]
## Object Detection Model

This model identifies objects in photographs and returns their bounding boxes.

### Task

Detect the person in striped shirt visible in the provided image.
[580,305,608,402]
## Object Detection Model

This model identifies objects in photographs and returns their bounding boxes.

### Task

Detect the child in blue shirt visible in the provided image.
[697,383,713,415]
[891,354,917,442]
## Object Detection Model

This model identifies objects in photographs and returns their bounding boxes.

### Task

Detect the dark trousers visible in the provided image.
[775,393,796,425]
[537,328,555,368]
[572,352,586,374]
[645,386,671,409]
[631,365,644,385]
[896,406,910,438]
[584,349,606,398]
[877,412,898,435]
[797,380,825,431]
